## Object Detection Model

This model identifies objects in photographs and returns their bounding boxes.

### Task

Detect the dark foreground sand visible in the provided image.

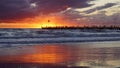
[0,63,89,68]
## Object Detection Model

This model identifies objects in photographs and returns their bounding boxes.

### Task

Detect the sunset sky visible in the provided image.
[0,0,120,28]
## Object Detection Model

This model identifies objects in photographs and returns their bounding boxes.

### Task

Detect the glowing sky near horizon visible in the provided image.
[0,0,120,28]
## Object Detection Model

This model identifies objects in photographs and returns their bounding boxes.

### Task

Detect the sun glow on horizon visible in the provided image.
[40,23,58,27]
[0,15,79,28]
[35,15,74,28]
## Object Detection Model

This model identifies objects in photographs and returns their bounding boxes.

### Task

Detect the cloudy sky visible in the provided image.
[0,0,120,28]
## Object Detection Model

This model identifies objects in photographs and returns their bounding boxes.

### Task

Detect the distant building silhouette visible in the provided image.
[42,25,120,30]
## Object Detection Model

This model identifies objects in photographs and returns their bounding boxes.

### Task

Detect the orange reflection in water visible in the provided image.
[0,44,90,65]
[22,45,71,63]
[0,44,120,66]
[0,45,73,64]
[23,54,62,63]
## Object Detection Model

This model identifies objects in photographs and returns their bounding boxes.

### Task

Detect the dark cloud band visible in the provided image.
[0,0,91,22]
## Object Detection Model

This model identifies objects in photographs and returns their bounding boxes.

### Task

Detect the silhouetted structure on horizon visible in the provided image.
[42,25,120,30]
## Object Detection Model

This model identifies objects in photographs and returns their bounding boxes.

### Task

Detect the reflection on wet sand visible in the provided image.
[0,45,78,64]
[0,43,120,67]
